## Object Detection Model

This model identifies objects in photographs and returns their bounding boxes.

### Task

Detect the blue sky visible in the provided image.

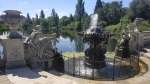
[0,0,132,18]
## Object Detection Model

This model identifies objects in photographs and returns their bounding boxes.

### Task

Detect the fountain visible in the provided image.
[63,14,139,80]
[78,14,114,68]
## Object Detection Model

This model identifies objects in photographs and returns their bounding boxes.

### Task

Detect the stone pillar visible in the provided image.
[130,32,144,50]
[1,38,26,69]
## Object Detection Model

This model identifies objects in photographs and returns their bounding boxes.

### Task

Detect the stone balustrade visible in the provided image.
[143,31,150,46]
[129,31,150,50]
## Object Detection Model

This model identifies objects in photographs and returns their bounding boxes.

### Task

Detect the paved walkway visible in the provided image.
[1,47,150,84]
[0,68,12,84]
[6,67,77,84]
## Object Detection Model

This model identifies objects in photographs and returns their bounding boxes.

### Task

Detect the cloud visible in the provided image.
[18,2,28,5]
[43,9,49,11]
[58,11,66,18]
[59,11,66,15]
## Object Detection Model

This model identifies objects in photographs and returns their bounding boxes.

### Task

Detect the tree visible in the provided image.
[59,16,70,27]
[40,19,48,30]
[129,0,150,21]
[75,0,85,31]
[40,10,45,19]
[22,13,32,30]
[47,16,53,28]
[69,14,74,22]
[95,1,123,25]
[94,0,103,13]
[35,13,40,25]
[51,8,59,29]
[81,12,90,30]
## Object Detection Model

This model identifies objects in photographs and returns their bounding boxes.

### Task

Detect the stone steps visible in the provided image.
[143,47,150,53]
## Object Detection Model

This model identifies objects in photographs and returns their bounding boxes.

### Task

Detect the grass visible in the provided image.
[105,52,115,58]
[62,52,115,59]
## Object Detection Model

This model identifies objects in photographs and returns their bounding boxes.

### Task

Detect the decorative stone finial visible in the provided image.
[134,18,143,32]
[0,10,25,38]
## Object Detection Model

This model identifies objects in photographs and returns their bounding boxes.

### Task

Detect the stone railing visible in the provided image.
[143,31,150,46]
[129,31,150,50]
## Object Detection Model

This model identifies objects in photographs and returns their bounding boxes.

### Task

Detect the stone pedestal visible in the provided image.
[1,38,26,69]
[129,32,144,50]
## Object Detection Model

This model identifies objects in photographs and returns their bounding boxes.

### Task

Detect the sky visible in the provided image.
[0,0,132,18]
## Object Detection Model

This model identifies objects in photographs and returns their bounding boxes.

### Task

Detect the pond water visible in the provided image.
[0,31,118,58]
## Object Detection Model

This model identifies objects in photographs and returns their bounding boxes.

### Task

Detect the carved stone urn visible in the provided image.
[0,10,25,38]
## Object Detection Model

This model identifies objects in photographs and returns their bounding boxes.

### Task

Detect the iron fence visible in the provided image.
[61,53,140,81]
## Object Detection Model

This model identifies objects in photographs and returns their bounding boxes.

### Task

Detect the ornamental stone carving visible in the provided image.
[0,10,25,38]
[25,25,57,59]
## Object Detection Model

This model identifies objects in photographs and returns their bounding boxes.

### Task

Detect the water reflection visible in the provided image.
[0,30,118,54]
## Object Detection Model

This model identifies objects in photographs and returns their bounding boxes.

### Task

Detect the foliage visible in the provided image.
[51,8,59,29]
[129,0,150,21]
[0,27,10,31]
[22,13,32,30]
[106,16,132,32]
[69,14,74,22]
[94,0,103,13]
[35,13,40,25]
[19,0,150,35]
[40,10,45,19]
[98,21,107,28]
[141,20,150,31]
[59,16,70,27]
[74,0,85,31]
[40,18,48,30]
[81,12,90,30]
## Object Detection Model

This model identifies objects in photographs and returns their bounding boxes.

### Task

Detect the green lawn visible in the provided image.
[62,52,115,58]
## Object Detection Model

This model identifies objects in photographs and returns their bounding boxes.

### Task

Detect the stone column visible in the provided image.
[1,38,26,69]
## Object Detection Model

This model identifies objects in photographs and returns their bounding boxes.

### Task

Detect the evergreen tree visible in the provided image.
[75,0,85,31]
[94,0,103,13]
[26,13,31,21]
[22,13,32,30]
[81,12,90,30]
[40,10,45,19]
[36,13,38,20]
[35,13,40,25]
[51,8,59,29]
[69,14,74,22]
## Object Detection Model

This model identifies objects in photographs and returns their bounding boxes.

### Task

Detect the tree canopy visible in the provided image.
[18,0,150,32]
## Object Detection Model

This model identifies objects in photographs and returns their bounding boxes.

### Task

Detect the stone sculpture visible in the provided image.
[26,25,56,59]
[117,31,131,58]
[134,18,143,32]
[24,25,64,72]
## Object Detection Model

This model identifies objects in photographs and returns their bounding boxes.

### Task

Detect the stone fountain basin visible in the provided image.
[64,56,135,80]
